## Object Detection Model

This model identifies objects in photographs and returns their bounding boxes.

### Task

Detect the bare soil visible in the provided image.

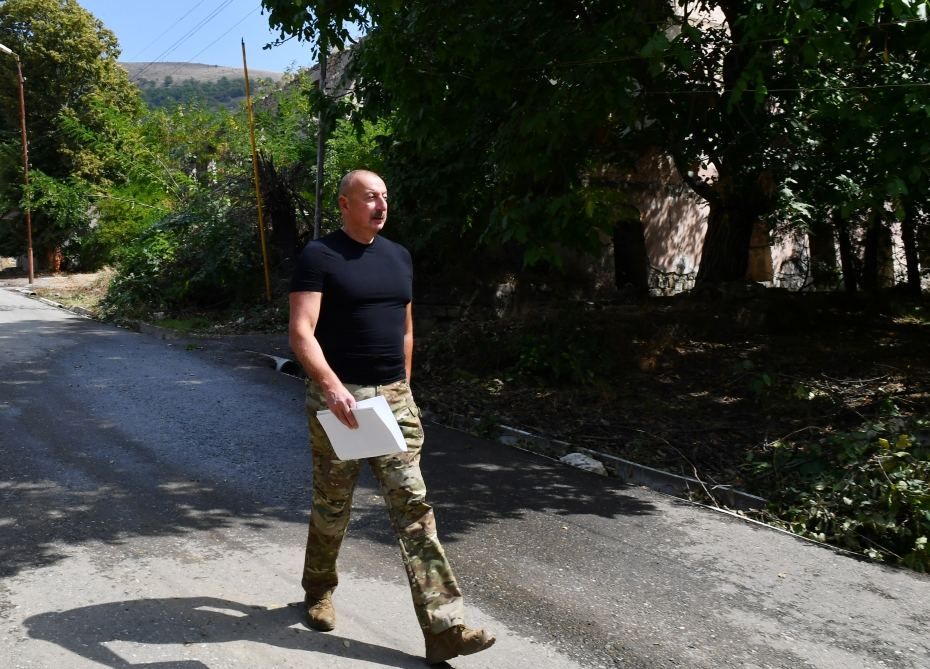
[0,269,114,313]
[414,290,930,498]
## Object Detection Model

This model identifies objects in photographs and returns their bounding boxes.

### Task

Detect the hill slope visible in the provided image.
[121,62,284,86]
[121,62,285,110]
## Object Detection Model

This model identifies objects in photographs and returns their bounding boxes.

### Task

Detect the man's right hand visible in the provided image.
[325,385,359,429]
[289,291,359,429]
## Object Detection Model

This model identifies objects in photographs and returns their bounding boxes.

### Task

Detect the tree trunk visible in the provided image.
[918,211,930,276]
[861,215,883,292]
[695,199,757,284]
[901,205,922,295]
[45,247,63,273]
[745,220,774,283]
[807,220,839,289]
[258,154,302,269]
[612,209,649,294]
[835,211,858,294]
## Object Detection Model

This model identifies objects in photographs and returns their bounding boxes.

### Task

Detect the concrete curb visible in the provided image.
[576,447,767,511]
[3,287,95,319]
[473,422,766,511]
[247,351,305,377]
[36,297,95,318]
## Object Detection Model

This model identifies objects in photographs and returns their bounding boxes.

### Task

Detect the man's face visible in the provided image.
[339,172,388,242]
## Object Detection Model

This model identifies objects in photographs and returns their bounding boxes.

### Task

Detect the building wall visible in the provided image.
[623,151,707,294]
[630,152,921,294]
[629,150,816,294]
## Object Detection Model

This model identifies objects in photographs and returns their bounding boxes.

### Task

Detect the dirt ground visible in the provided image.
[414,288,930,499]
[5,269,928,501]
[0,270,113,312]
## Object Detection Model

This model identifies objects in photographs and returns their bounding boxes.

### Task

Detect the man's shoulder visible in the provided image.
[300,232,344,260]
[375,235,412,261]
[315,229,348,250]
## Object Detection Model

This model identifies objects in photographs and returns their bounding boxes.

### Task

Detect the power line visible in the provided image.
[161,4,261,82]
[132,0,237,79]
[131,0,238,82]
[127,0,210,62]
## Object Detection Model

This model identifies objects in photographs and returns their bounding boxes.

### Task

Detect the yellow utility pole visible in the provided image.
[241,39,273,303]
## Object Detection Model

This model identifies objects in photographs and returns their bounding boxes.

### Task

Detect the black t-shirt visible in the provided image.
[290,229,413,385]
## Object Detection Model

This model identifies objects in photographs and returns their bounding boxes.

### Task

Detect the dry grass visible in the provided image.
[28,270,115,316]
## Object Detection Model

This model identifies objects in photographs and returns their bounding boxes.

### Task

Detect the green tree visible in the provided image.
[726,2,930,292]
[645,1,930,284]
[0,0,141,261]
[262,0,667,272]
[262,0,930,286]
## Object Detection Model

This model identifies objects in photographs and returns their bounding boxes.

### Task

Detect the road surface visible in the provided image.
[1,287,929,668]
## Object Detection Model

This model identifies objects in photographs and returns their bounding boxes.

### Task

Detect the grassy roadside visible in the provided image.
[26,270,115,315]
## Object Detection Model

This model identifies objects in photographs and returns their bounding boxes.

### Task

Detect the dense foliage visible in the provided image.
[0,0,142,260]
[747,417,930,571]
[100,68,389,317]
[262,0,930,287]
[136,75,277,110]
[264,0,667,269]
[100,177,265,317]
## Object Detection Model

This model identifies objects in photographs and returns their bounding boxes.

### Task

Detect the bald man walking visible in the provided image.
[288,170,495,664]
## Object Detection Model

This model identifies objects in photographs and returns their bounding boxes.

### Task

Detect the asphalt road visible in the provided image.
[1,287,929,669]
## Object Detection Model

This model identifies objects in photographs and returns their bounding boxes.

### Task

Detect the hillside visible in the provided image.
[121,62,286,110]
[121,62,284,85]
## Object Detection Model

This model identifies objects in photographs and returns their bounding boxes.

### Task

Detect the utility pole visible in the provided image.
[314,41,328,240]
[0,42,34,284]
[241,40,273,303]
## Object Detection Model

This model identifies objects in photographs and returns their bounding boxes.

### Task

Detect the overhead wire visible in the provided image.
[160,3,262,82]
[130,0,238,82]
[127,0,210,62]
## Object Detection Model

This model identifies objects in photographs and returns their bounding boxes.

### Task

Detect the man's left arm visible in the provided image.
[404,302,413,383]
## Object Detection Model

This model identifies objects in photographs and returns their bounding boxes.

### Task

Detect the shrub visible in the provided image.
[746,417,930,571]
[102,179,265,318]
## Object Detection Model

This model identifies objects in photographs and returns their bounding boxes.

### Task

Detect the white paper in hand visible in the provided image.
[316,395,408,460]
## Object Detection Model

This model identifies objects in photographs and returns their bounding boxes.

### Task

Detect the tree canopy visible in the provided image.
[0,0,142,258]
[261,0,930,286]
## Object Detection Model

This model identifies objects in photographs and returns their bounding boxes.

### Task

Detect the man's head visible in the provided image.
[338,170,388,244]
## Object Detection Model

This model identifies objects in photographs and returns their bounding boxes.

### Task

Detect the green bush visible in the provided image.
[102,180,264,319]
[513,329,597,385]
[747,417,930,571]
[420,307,621,387]
[77,182,170,269]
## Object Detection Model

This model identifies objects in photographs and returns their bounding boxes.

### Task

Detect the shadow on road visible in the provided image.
[420,424,657,543]
[1,315,657,583]
[24,596,423,668]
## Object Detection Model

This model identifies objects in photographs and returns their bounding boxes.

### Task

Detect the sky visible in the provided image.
[77,1,316,73]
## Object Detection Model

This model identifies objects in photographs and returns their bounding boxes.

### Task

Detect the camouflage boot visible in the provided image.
[424,624,495,665]
[304,591,336,632]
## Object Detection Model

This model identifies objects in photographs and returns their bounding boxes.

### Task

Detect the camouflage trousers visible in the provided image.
[302,379,465,634]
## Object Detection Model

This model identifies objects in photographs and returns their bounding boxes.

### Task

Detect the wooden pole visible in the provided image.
[14,56,33,283]
[314,43,327,240]
[241,39,273,303]
[0,43,34,283]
